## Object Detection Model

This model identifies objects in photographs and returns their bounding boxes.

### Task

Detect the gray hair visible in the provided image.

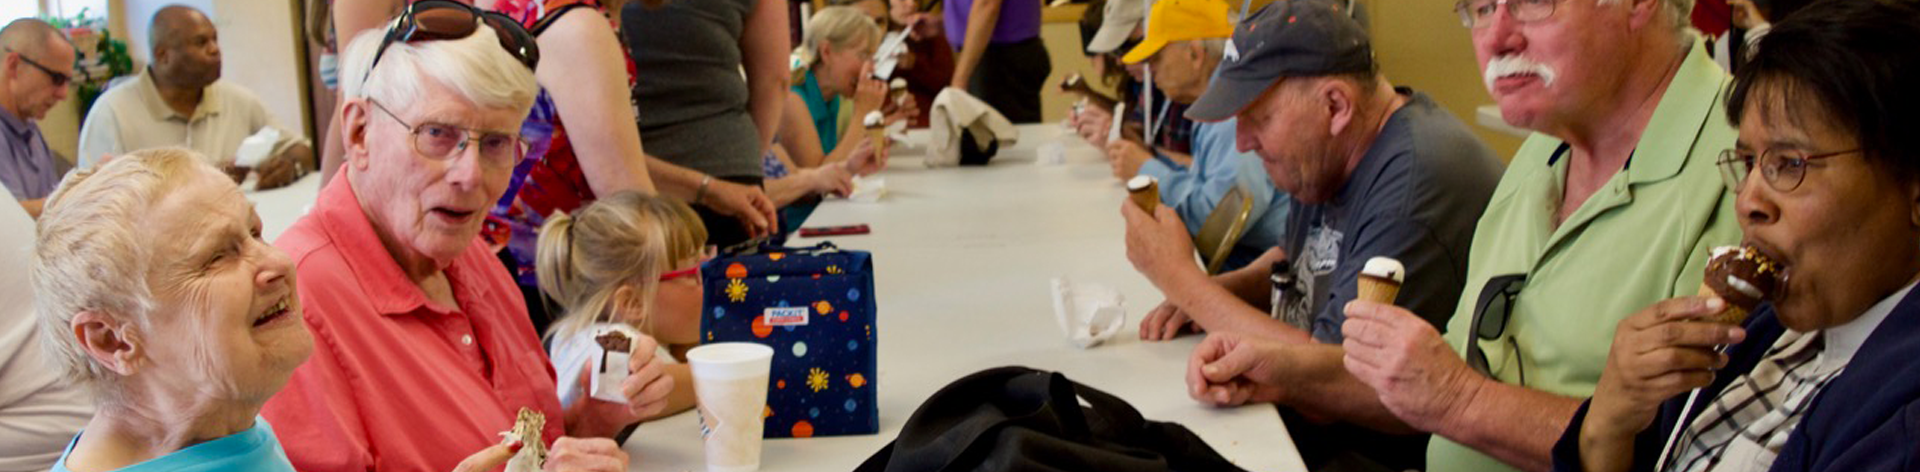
[0,18,72,57]
[1598,0,1696,43]
[33,148,207,395]
[1192,38,1226,61]
[337,24,539,113]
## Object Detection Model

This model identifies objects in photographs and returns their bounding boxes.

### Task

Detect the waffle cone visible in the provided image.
[1357,276,1401,304]
[1697,284,1750,325]
[1128,180,1159,213]
[866,127,887,154]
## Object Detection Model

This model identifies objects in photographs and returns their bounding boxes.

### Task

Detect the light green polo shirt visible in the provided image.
[1426,40,1742,472]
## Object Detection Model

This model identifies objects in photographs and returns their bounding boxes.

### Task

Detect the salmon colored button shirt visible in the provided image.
[262,175,566,472]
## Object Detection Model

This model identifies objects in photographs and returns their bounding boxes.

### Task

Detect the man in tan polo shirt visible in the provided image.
[77,5,310,189]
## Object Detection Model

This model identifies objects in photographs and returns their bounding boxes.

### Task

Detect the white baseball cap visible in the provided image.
[1087,0,1148,54]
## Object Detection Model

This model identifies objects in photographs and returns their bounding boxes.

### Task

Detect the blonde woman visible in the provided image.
[537,192,710,423]
[783,6,895,172]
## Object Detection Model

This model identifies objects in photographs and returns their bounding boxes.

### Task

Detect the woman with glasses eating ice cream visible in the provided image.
[1558,1,1920,470]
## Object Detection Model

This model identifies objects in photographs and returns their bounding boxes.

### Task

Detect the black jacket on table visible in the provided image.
[1550,288,1920,472]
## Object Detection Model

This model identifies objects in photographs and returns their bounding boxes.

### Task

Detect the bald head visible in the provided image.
[1,18,74,119]
[1,18,70,57]
[150,5,213,54]
[148,5,222,89]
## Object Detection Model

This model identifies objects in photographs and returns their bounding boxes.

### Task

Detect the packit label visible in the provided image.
[765,306,810,326]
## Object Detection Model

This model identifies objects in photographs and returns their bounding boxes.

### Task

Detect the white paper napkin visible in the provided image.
[849,175,886,203]
[1051,277,1127,349]
[232,127,281,168]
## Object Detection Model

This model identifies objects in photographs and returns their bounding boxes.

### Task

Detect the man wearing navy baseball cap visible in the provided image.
[1121,1,1502,469]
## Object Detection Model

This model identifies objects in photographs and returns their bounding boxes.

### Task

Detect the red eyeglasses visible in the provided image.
[659,247,719,282]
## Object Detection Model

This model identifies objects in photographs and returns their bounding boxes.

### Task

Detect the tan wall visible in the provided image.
[1039,17,1094,124]
[1356,0,1523,160]
[41,92,81,164]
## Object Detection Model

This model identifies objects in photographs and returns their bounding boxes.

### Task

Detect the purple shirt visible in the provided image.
[944,0,1042,49]
[0,107,60,201]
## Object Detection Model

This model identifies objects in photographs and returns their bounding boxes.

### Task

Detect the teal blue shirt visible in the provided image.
[792,70,840,153]
[53,417,297,472]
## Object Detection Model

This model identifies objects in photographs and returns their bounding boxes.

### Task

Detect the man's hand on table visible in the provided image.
[1187,330,1291,407]
[1140,300,1203,341]
[254,153,304,190]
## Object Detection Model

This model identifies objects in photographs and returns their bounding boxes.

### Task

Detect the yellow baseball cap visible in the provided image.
[1121,0,1236,64]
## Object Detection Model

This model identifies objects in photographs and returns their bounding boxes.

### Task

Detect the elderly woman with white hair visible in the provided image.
[32,148,311,471]
[257,3,671,471]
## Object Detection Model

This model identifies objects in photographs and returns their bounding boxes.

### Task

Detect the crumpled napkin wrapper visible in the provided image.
[232,127,281,168]
[849,175,886,203]
[1051,277,1126,349]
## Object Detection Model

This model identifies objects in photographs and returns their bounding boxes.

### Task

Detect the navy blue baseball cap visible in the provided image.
[1186,0,1375,122]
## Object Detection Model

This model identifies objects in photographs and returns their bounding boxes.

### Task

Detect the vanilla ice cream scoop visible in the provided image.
[1362,257,1405,283]
[1357,257,1405,304]
[863,110,885,128]
[1126,175,1159,213]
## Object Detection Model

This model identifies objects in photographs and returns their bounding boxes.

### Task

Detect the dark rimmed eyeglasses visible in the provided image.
[363,0,540,85]
[1716,147,1861,193]
[1454,0,1559,29]
[1466,274,1527,385]
[4,47,71,87]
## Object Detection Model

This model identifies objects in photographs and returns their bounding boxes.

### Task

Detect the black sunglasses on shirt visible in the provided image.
[364,0,540,84]
[1465,273,1527,385]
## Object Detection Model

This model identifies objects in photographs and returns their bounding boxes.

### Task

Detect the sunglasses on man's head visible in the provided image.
[363,0,540,84]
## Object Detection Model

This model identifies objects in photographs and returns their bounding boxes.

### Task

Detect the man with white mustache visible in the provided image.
[1331,0,1743,470]
[1175,0,1742,470]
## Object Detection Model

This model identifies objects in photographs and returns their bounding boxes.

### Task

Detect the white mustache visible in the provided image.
[1483,55,1558,90]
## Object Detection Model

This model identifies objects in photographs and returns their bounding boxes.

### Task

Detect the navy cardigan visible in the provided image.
[1551,289,1920,471]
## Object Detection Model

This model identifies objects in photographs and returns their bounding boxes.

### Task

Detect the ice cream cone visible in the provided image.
[1356,257,1405,304]
[1698,283,1751,326]
[1357,275,1402,304]
[862,111,888,156]
[1126,175,1159,213]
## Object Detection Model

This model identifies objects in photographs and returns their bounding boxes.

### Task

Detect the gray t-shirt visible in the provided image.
[622,0,764,178]
[1277,89,1503,343]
